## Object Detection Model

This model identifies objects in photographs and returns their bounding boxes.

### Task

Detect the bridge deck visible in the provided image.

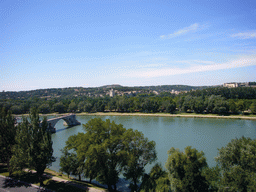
[47,113,75,121]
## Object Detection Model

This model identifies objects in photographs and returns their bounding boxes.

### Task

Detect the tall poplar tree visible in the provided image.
[10,108,55,186]
[0,108,16,175]
[29,108,55,186]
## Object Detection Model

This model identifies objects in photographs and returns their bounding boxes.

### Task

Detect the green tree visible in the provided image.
[161,99,176,114]
[68,101,77,112]
[165,146,209,192]
[228,100,237,114]
[216,137,256,192]
[123,129,157,192]
[66,118,127,191]
[236,100,245,113]
[250,101,256,114]
[61,136,85,181]
[140,163,170,192]
[117,96,130,112]
[182,95,194,112]
[10,108,55,186]
[202,165,221,192]
[10,105,24,114]
[60,148,76,178]
[84,102,93,113]
[64,118,156,191]
[193,97,205,114]
[83,118,126,191]
[108,98,117,111]
[29,108,55,186]
[10,118,31,173]
[141,98,159,113]
[60,148,83,181]
[77,101,85,112]
[39,103,50,114]
[82,147,99,183]
[0,108,16,175]
[53,102,65,113]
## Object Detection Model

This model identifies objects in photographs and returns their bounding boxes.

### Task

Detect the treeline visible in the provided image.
[60,118,256,192]
[1,87,256,115]
[0,84,208,100]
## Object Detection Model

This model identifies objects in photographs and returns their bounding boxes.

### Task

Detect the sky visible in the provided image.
[1,0,256,91]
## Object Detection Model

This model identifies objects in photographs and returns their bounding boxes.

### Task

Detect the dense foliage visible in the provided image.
[165,146,209,192]
[0,108,16,175]
[1,86,255,115]
[215,137,256,191]
[9,108,55,186]
[61,118,156,192]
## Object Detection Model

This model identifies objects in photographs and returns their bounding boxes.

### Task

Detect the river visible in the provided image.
[49,115,256,174]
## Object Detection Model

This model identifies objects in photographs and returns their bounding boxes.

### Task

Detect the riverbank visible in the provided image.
[76,112,256,120]
[15,112,256,120]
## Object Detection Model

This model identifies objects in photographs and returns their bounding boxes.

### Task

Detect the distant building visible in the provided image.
[109,89,115,97]
[223,83,239,88]
[223,82,249,88]
[171,90,180,95]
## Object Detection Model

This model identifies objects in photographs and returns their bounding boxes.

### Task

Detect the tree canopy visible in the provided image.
[216,137,256,191]
[165,146,209,192]
[63,118,156,192]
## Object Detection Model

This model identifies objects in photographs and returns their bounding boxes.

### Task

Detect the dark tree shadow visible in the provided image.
[3,177,31,188]
[45,180,89,192]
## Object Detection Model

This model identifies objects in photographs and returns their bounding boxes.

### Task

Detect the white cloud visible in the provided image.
[161,23,200,39]
[123,55,256,78]
[231,31,256,39]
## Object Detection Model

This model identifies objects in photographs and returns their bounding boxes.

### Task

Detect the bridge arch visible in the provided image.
[45,114,81,133]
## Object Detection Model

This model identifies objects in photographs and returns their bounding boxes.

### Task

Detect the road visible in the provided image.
[0,175,50,192]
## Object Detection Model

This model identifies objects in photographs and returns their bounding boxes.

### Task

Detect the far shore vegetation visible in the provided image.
[1,86,256,118]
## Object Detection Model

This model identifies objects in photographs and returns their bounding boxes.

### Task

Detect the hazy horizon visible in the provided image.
[0,82,248,93]
[1,0,256,92]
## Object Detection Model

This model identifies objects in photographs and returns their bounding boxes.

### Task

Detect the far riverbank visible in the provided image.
[15,112,256,120]
[76,112,256,120]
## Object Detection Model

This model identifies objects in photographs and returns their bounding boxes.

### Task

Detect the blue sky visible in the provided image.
[1,0,256,91]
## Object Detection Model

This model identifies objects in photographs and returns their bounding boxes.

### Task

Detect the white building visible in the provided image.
[109,89,115,97]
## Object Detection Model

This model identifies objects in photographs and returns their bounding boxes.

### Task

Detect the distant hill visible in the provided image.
[0,84,217,100]
[100,84,122,89]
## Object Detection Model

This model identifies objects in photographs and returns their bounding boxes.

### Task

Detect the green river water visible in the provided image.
[49,115,256,174]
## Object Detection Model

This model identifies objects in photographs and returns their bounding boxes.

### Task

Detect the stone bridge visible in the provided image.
[44,114,81,133]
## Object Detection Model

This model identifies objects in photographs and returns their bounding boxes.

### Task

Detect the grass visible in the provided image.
[0,164,9,177]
